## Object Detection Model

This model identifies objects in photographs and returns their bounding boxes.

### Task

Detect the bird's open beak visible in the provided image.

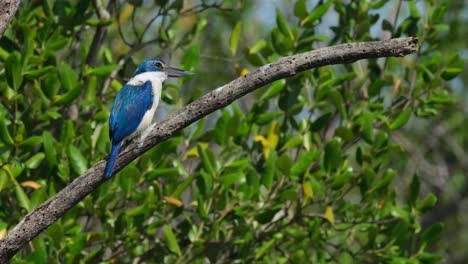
[166,67,193,78]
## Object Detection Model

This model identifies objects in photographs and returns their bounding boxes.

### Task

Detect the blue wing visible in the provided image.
[109,81,153,143]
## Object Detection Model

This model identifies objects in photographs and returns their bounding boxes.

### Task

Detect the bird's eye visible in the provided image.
[155,62,163,68]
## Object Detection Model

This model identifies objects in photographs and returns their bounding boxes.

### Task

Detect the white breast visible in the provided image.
[127,72,167,137]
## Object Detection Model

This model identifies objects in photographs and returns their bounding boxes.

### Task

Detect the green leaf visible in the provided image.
[15,183,31,212]
[26,153,46,169]
[54,84,82,105]
[19,136,42,150]
[382,19,393,32]
[171,175,194,198]
[5,51,22,90]
[311,112,332,131]
[0,170,12,191]
[255,112,283,125]
[220,172,245,188]
[198,170,213,196]
[301,0,333,26]
[358,112,375,143]
[249,39,267,54]
[85,64,119,77]
[182,44,200,71]
[197,144,216,176]
[256,239,276,260]
[408,174,420,206]
[390,108,412,130]
[125,203,148,217]
[332,167,353,189]
[328,90,347,120]
[276,8,294,40]
[408,0,421,18]
[294,0,308,20]
[280,135,303,151]
[147,168,179,179]
[417,193,437,213]
[245,52,265,66]
[441,67,463,80]
[368,169,396,193]
[421,223,444,247]
[0,112,14,145]
[43,73,60,99]
[290,150,319,179]
[68,145,88,175]
[335,126,354,142]
[271,28,292,55]
[215,109,229,145]
[262,150,276,189]
[24,66,55,79]
[163,224,181,256]
[418,252,443,263]
[59,63,78,91]
[323,138,342,173]
[260,79,286,101]
[229,22,242,55]
[277,154,292,175]
[46,33,69,51]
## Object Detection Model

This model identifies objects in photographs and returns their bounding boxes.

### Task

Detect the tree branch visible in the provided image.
[0,37,418,262]
[0,0,21,39]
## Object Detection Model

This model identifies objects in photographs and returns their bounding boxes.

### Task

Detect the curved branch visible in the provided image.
[0,0,21,39]
[0,37,418,262]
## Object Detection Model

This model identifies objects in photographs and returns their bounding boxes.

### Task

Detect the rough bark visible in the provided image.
[0,37,418,263]
[0,0,21,39]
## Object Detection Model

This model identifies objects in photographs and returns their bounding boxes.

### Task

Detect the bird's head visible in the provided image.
[133,58,192,78]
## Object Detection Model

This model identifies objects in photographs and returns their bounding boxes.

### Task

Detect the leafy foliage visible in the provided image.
[0,0,465,263]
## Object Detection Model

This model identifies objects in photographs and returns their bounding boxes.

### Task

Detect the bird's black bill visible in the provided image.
[166,67,193,78]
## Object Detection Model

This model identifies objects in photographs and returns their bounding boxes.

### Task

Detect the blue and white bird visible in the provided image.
[104,58,192,178]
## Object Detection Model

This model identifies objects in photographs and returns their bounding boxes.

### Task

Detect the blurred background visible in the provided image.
[0,0,467,263]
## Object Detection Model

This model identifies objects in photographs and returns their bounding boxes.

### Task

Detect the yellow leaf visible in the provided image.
[1,165,13,179]
[254,122,280,158]
[240,68,249,76]
[116,5,133,25]
[184,146,199,159]
[184,143,208,159]
[20,181,42,190]
[0,228,7,239]
[253,135,267,144]
[392,79,401,96]
[163,196,184,207]
[303,182,313,199]
[325,206,335,225]
[267,122,279,150]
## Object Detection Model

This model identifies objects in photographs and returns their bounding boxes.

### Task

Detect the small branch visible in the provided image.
[130,5,140,41]
[86,0,113,66]
[139,7,164,43]
[0,0,22,39]
[116,1,133,47]
[0,37,418,262]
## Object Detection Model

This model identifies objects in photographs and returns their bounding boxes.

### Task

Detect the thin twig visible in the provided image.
[139,7,164,43]
[130,5,140,40]
[116,1,133,47]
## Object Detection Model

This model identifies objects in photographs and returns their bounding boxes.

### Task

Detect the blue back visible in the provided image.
[109,81,153,143]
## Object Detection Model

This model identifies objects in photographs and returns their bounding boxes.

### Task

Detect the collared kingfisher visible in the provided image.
[104,58,192,178]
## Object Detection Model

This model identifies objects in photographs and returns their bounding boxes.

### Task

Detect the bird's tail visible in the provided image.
[104,142,122,179]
